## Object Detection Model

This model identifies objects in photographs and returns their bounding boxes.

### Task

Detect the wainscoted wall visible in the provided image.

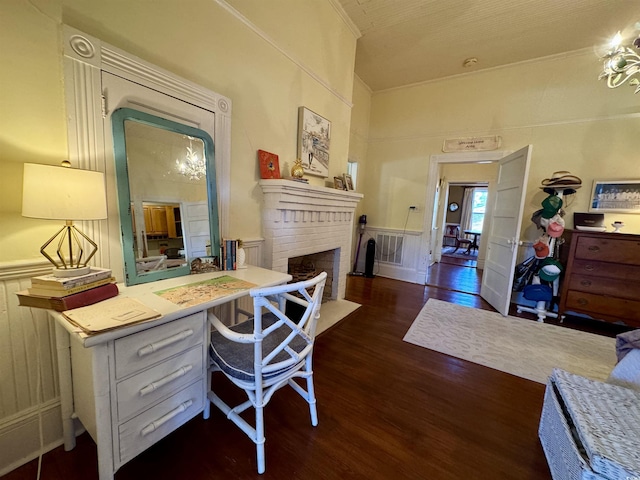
[0,242,264,476]
[0,260,64,476]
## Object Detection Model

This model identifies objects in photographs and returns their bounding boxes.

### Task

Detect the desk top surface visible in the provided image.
[52,265,292,346]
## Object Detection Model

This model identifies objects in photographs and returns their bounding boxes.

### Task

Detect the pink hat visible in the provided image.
[547,221,565,238]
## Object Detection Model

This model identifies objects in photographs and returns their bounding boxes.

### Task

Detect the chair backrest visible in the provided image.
[251,271,327,379]
[444,223,460,237]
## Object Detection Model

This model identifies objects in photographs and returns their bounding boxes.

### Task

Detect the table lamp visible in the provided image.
[22,162,108,277]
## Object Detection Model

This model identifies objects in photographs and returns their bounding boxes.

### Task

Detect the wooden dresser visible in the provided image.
[559,230,640,327]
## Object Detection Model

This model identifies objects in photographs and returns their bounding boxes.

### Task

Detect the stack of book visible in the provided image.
[220,239,237,270]
[16,267,118,311]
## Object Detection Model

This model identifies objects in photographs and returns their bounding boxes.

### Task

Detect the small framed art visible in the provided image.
[589,179,640,213]
[298,107,330,178]
[333,176,345,190]
[258,149,281,179]
[343,173,354,190]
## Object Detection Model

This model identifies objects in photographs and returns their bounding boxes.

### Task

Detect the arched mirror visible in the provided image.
[112,107,220,285]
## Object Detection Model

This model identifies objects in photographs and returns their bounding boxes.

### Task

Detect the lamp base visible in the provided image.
[53,266,91,278]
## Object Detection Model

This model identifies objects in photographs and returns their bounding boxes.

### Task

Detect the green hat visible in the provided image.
[539,258,563,282]
[540,194,563,219]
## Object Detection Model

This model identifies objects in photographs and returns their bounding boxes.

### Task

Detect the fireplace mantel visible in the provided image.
[259,179,362,211]
[259,179,363,300]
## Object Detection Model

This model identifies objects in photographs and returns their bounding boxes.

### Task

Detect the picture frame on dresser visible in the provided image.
[589,179,640,213]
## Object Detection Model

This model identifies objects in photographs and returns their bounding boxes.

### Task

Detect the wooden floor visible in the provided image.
[7,266,623,479]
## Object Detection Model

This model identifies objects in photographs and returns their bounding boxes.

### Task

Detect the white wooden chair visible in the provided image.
[207,271,327,474]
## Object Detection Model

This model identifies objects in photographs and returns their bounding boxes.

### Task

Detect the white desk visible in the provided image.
[52,266,291,480]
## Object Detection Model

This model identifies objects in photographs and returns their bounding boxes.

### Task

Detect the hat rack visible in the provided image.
[517,186,568,322]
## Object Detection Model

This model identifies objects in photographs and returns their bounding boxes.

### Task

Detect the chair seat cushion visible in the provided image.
[210,313,307,382]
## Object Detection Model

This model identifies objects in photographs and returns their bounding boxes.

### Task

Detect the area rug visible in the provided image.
[442,246,477,259]
[403,299,617,384]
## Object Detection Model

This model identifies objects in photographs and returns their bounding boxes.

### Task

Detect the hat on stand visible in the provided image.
[540,194,563,219]
[539,258,563,282]
[546,214,565,238]
[533,235,550,259]
[540,171,582,195]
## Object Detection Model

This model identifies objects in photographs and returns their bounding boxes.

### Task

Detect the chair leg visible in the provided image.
[306,374,318,426]
[255,404,266,474]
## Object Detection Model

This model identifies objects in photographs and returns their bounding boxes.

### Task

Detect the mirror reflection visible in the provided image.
[112,108,219,285]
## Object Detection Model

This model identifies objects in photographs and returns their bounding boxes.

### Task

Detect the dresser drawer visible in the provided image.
[567,274,639,300]
[116,345,204,421]
[114,312,204,379]
[565,290,640,323]
[571,259,640,281]
[118,378,204,465]
[575,236,640,265]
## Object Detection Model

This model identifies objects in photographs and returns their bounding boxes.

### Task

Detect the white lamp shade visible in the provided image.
[22,163,108,220]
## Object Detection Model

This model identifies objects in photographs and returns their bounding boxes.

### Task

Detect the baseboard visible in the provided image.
[0,400,64,476]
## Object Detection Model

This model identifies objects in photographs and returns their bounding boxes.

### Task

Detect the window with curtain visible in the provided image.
[461,187,488,232]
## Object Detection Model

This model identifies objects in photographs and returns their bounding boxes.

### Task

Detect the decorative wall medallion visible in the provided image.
[69,34,95,59]
[218,98,229,112]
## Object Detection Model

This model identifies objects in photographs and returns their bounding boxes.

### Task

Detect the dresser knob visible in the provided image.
[580,280,592,287]
[587,245,600,252]
[577,298,588,306]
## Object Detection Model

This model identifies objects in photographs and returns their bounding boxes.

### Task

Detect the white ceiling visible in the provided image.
[338,0,640,91]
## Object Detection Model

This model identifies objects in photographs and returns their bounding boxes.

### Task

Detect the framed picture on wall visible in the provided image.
[589,179,640,213]
[297,107,330,178]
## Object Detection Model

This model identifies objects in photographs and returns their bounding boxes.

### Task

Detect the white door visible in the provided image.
[182,201,211,258]
[480,146,532,316]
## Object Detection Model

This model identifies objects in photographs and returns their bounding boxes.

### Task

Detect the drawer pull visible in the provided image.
[140,399,193,437]
[138,329,194,357]
[577,298,588,306]
[584,264,594,271]
[139,364,194,397]
[587,245,600,252]
[580,280,592,287]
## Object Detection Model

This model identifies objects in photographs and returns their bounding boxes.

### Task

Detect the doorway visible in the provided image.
[419,151,505,296]
[440,183,488,266]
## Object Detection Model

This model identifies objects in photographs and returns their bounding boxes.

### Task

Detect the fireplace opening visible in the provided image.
[288,249,338,304]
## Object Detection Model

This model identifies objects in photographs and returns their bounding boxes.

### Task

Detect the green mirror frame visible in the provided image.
[112,107,220,286]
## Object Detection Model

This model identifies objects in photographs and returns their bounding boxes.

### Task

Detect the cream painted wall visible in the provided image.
[363,50,640,241]
[0,1,358,473]
[0,0,356,264]
[348,75,371,220]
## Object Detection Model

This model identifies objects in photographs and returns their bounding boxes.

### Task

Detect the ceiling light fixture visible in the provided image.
[599,30,640,93]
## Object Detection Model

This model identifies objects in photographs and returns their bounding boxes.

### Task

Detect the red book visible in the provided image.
[16,283,119,312]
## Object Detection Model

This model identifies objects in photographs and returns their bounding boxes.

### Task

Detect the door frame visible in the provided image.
[418,150,509,285]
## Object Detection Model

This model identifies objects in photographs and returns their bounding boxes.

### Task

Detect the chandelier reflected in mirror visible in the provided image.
[599,29,640,94]
[176,136,206,180]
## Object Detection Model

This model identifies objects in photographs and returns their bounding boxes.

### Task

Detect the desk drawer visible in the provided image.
[114,312,204,379]
[118,379,204,465]
[116,345,204,421]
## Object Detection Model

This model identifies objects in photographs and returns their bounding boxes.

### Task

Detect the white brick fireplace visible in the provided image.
[259,180,363,300]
